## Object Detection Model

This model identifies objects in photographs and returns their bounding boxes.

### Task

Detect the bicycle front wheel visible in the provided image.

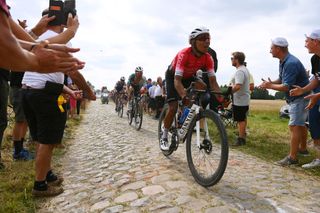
[118,103,123,118]
[186,109,228,187]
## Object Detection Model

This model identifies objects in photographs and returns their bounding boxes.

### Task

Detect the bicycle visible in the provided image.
[127,94,143,130]
[158,83,228,187]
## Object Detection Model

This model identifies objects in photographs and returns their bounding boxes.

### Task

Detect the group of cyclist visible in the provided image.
[112,27,224,150]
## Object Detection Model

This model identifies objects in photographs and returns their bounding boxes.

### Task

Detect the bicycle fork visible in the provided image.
[195,111,210,148]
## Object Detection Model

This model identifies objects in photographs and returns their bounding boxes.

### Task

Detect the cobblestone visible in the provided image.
[38,101,320,212]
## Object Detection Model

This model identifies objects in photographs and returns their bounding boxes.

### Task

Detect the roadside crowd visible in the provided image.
[1,0,320,200]
[0,1,96,197]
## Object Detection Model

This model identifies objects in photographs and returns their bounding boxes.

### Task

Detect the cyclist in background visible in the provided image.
[160,27,222,151]
[127,66,147,110]
[114,76,126,111]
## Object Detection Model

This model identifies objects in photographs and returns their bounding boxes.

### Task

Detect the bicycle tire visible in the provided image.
[118,103,123,118]
[186,109,228,187]
[127,100,133,125]
[134,103,143,130]
[158,104,177,156]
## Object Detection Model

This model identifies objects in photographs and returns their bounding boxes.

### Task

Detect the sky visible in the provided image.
[8,0,320,91]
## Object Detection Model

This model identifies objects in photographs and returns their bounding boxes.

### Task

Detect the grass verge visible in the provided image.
[227,108,320,177]
[0,117,80,213]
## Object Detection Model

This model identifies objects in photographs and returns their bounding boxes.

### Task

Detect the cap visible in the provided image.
[271,37,288,47]
[305,29,320,40]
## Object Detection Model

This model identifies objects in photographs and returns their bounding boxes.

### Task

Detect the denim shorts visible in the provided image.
[288,97,308,126]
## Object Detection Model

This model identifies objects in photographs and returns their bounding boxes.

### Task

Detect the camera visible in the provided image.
[48,0,76,26]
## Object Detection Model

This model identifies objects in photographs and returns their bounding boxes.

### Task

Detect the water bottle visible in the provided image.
[178,104,198,140]
[179,107,190,125]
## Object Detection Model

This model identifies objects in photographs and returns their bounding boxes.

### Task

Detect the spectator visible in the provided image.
[9,70,33,160]
[290,29,320,168]
[229,52,250,146]
[148,82,157,115]
[154,77,165,119]
[0,2,84,169]
[21,9,93,197]
[259,37,309,166]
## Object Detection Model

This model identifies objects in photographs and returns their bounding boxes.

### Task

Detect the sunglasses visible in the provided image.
[196,34,210,41]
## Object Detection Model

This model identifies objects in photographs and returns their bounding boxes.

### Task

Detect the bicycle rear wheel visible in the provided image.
[134,104,143,130]
[186,109,228,187]
[158,104,178,156]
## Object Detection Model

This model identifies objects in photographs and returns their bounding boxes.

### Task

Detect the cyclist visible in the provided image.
[114,76,126,111]
[127,66,147,110]
[160,27,222,151]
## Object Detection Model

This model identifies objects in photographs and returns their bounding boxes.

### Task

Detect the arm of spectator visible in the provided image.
[290,78,318,96]
[46,14,79,44]
[305,93,320,110]
[28,14,55,39]
[63,85,82,100]
[67,70,96,100]
[9,16,34,42]
[232,84,242,93]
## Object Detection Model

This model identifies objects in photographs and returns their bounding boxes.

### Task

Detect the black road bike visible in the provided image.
[127,95,143,130]
[158,84,228,187]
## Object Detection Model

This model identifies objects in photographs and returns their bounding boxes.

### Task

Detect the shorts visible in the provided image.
[288,97,308,126]
[9,87,26,122]
[232,105,249,122]
[22,89,67,144]
[165,70,197,102]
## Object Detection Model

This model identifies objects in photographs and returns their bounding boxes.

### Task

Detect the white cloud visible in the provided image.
[8,0,320,90]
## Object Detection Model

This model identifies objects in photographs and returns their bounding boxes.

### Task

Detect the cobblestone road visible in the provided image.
[38,101,320,213]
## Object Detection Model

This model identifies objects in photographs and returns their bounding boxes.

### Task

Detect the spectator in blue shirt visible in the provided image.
[259,37,309,166]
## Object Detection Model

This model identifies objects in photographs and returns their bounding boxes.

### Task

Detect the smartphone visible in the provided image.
[48,0,65,26]
[63,0,77,25]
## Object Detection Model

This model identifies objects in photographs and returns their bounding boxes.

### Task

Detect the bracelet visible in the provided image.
[28,29,39,40]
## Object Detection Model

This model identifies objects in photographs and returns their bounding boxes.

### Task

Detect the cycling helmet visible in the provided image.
[189,27,210,43]
[120,76,125,81]
[135,66,143,72]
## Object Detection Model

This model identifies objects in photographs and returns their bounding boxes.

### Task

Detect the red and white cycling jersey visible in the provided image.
[170,47,215,79]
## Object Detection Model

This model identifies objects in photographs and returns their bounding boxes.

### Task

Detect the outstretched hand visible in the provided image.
[304,93,320,110]
[32,40,85,73]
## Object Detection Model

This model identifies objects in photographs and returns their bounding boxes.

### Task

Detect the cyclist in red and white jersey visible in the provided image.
[161,27,221,150]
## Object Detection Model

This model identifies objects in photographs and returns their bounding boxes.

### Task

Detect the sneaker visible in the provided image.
[298,149,310,157]
[13,149,34,161]
[32,185,63,197]
[276,156,298,166]
[232,137,246,146]
[160,138,169,151]
[47,175,64,186]
[302,159,320,169]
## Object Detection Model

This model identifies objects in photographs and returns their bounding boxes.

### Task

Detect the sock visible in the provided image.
[13,140,23,154]
[46,170,57,182]
[162,128,168,139]
[34,180,47,191]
